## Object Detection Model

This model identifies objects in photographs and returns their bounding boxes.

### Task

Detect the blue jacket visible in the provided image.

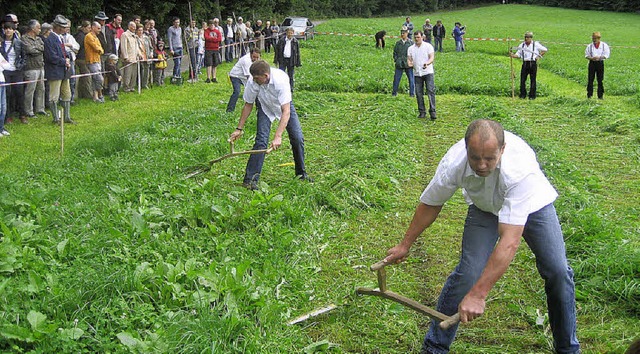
[44,33,67,80]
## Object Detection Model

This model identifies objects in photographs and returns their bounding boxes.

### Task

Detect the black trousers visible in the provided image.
[587,60,604,98]
[519,61,537,99]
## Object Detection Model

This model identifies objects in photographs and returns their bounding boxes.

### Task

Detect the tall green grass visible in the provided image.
[0,4,638,353]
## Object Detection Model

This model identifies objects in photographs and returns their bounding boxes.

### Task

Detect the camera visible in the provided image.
[460,25,466,30]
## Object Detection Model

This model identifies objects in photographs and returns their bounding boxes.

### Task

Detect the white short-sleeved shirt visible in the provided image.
[408,42,435,76]
[229,53,253,83]
[420,131,558,225]
[243,68,292,122]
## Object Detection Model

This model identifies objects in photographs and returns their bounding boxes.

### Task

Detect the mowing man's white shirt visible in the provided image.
[229,53,253,84]
[420,131,558,225]
[243,68,292,122]
[408,41,435,76]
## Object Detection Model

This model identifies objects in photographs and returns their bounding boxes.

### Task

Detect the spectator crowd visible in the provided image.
[0,11,286,137]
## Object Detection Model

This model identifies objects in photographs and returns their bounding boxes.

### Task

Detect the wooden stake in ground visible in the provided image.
[509,38,515,99]
[59,107,64,156]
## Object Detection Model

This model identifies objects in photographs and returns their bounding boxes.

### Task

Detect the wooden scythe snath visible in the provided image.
[357,260,460,330]
[185,141,274,179]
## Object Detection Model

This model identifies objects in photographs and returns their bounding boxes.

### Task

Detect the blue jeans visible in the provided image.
[0,84,6,130]
[422,204,580,354]
[434,37,443,52]
[243,101,306,185]
[392,68,415,96]
[455,40,464,52]
[172,48,183,78]
[225,38,235,62]
[415,74,436,118]
[226,76,243,112]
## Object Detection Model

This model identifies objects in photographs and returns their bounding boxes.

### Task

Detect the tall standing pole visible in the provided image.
[509,37,515,99]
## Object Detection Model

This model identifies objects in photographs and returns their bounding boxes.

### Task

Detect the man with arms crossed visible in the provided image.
[384,119,580,354]
[228,60,311,190]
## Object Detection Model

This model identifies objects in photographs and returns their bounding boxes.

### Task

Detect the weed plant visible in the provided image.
[0,4,638,353]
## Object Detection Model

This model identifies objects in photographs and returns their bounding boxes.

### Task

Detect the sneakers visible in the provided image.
[20,117,29,124]
[1,130,10,136]
[205,78,211,83]
[418,112,427,119]
[93,98,104,104]
[212,78,218,83]
[5,117,13,124]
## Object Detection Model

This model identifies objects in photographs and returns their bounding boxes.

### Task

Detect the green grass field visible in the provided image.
[0,4,638,353]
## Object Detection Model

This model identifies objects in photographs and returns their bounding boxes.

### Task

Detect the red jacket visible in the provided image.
[204,28,221,51]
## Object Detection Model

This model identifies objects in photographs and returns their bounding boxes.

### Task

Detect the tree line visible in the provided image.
[0,0,637,35]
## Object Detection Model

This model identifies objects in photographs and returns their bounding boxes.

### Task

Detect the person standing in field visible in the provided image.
[383,119,580,354]
[408,31,436,120]
[452,22,465,52]
[274,27,301,92]
[433,20,446,53]
[510,31,547,99]
[422,19,433,44]
[203,19,222,83]
[585,32,610,99]
[403,16,414,37]
[228,59,311,190]
[392,29,414,97]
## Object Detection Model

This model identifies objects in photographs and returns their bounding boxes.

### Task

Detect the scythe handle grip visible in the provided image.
[439,313,460,330]
[370,260,388,271]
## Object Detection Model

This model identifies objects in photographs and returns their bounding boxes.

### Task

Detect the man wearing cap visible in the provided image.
[392,29,414,97]
[585,32,610,99]
[44,15,74,124]
[85,21,104,103]
[510,31,547,99]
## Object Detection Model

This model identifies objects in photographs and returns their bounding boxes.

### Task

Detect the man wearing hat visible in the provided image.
[44,15,74,124]
[585,31,610,99]
[510,31,547,99]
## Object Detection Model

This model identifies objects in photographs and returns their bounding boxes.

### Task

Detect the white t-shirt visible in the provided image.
[243,68,292,122]
[408,41,435,76]
[420,131,558,225]
[3,41,16,71]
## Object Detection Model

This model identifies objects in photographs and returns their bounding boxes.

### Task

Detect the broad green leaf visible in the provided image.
[59,327,84,340]
[0,324,34,342]
[27,310,47,331]
[56,239,69,255]
[117,332,141,348]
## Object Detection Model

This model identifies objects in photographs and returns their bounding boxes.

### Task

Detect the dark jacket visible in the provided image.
[222,24,236,41]
[97,26,115,55]
[433,24,446,38]
[393,38,412,69]
[274,36,301,67]
[43,32,67,80]
[0,33,26,71]
[74,30,87,60]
